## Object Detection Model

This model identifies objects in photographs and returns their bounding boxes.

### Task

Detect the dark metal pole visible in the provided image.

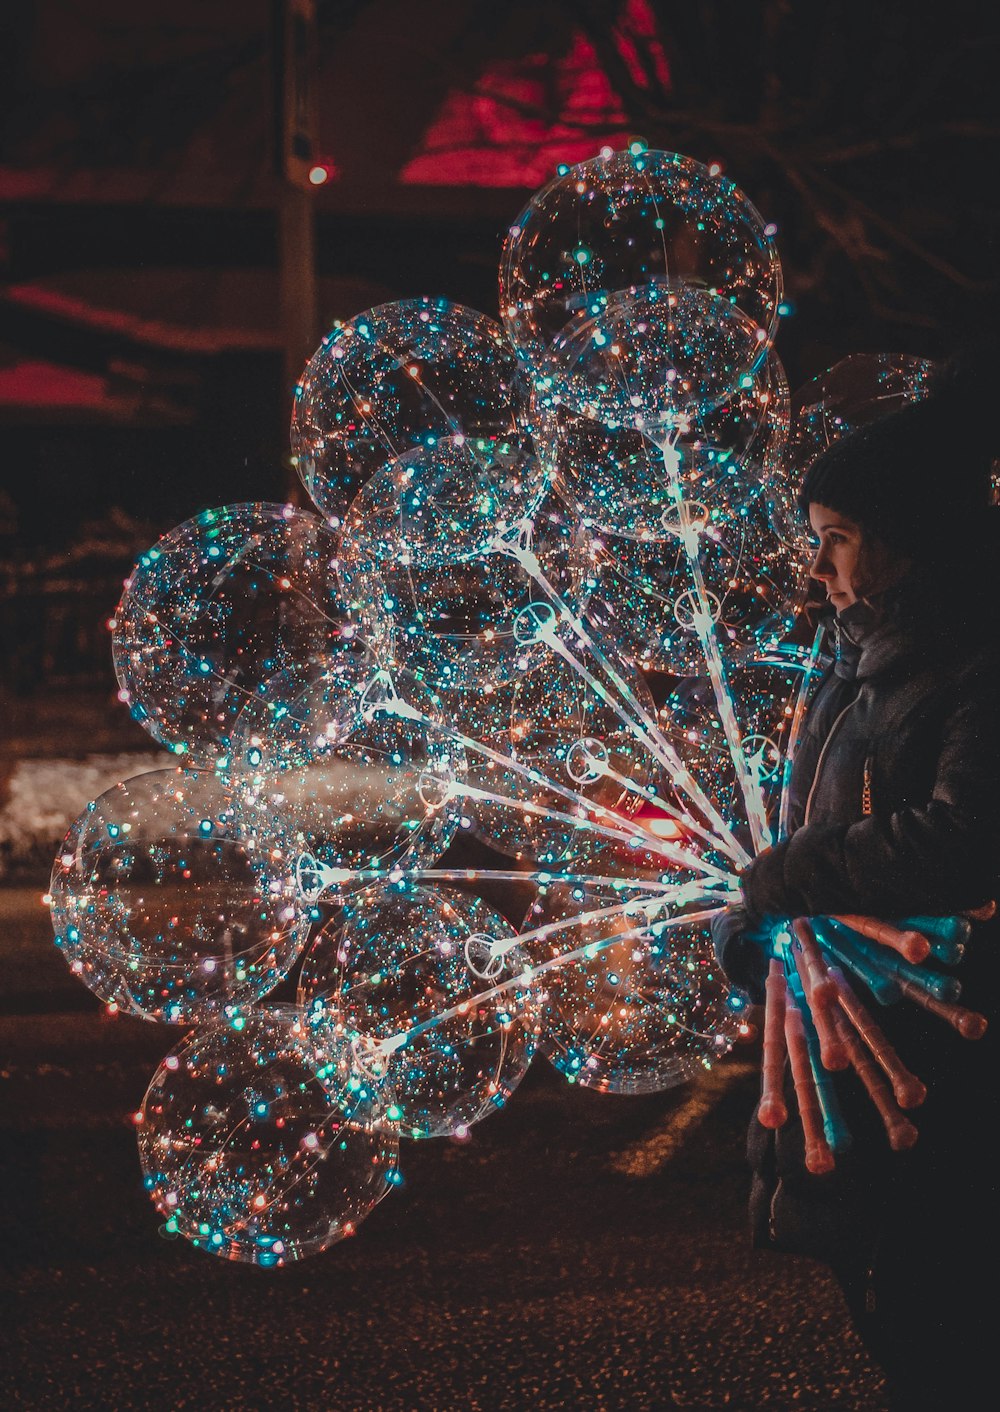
[273,0,320,504]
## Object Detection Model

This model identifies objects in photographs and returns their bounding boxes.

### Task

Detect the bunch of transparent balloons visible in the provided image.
[48,146,944,1266]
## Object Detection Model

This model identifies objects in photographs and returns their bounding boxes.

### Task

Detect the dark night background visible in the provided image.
[0,9,998,1409]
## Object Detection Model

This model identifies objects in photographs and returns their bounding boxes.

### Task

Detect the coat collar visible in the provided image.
[826,590,923,682]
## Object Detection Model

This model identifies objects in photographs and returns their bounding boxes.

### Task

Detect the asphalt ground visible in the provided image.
[0,887,889,1411]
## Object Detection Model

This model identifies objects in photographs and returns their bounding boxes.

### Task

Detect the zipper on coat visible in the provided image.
[803,697,861,825]
[862,756,873,816]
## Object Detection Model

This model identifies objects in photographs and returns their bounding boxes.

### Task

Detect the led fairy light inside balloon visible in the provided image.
[292,299,546,533]
[136,1008,398,1265]
[299,885,536,1140]
[317,677,719,875]
[373,900,732,1079]
[293,854,694,903]
[495,536,752,866]
[49,768,310,1024]
[315,662,715,870]
[652,429,773,853]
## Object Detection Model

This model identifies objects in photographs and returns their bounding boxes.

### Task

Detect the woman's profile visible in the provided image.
[713,345,999,1410]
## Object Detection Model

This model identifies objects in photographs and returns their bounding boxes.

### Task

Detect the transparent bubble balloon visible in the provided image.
[538,283,771,429]
[500,632,667,869]
[789,352,936,482]
[231,663,466,900]
[790,351,1000,508]
[137,1007,399,1265]
[227,633,385,765]
[291,298,547,525]
[500,147,782,382]
[656,659,806,830]
[425,623,667,868]
[428,676,525,852]
[536,345,790,542]
[339,435,550,569]
[338,473,593,694]
[523,882,741,1094]
[48,768,307,1022]
[583,447,808,674]
[298,885,535,1138]
[112,503,364,765]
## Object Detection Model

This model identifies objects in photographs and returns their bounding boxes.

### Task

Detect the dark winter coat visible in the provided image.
[725,590,999,1264]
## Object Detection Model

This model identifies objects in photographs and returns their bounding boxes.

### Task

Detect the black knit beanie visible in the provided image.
[797,345,997,555]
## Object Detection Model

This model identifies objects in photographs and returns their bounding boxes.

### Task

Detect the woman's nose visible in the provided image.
[809,546,832,578]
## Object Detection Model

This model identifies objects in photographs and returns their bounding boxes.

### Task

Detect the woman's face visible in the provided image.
[806,503,908,611]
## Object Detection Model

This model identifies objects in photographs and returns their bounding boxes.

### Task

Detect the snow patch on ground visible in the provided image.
[0,753,167,878]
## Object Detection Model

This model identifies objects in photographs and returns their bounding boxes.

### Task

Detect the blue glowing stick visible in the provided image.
[810,918,901,1005]
[895,915,969,966]
[824,919,960,1003]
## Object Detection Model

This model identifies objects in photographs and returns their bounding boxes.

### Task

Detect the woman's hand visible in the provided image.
[710,903,773,1005]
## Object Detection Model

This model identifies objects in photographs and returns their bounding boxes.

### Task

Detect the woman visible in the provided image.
[713,352,999,1409]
